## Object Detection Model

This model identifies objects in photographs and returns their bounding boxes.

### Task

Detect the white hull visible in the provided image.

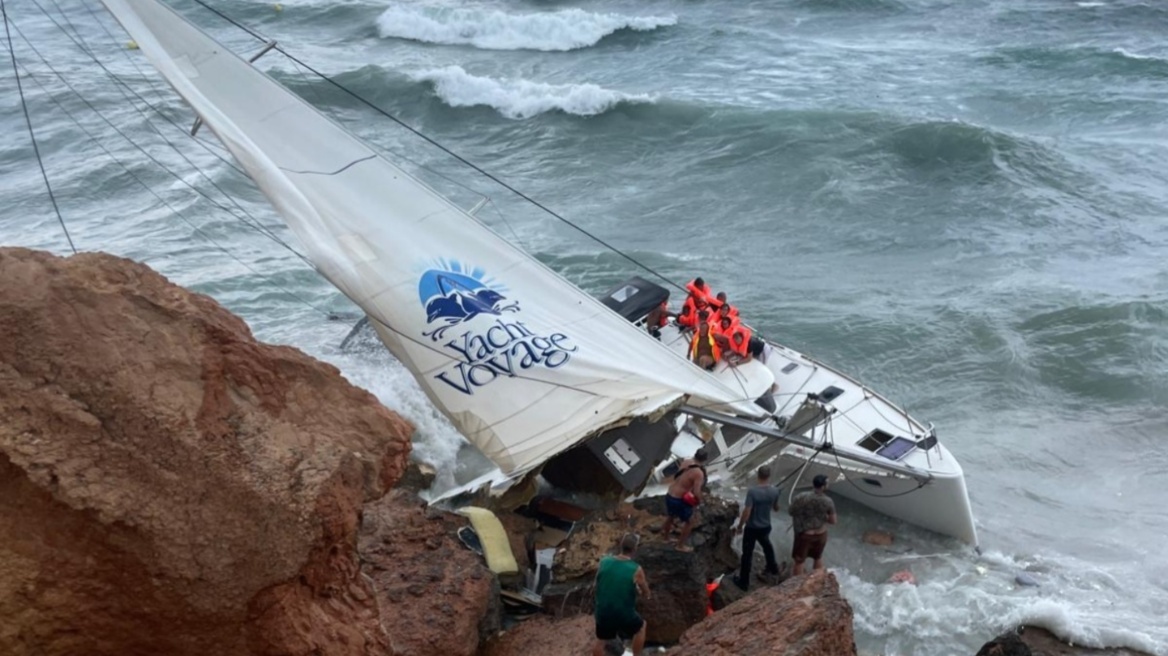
[650,324,979,546]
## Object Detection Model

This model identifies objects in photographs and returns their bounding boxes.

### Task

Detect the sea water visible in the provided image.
[2,0,1166,653]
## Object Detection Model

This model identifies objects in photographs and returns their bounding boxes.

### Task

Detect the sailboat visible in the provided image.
[97,0,977,546]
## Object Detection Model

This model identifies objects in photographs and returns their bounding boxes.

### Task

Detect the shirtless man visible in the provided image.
[659,448,708,552]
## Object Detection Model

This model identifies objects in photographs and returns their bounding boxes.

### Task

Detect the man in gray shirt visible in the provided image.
[732,466,782,590]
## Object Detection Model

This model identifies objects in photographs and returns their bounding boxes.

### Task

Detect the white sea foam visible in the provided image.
[1112,47,1163,62]
[409,65,654,119]
[375,5,676,51]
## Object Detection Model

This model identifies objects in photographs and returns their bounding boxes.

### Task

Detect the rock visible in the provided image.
[0,249,412,656]
[396,460,437,493]
[975,632,1031,656]
[667,570,857,656]
[1014,572,1041,587]
[862,530,895,546]
[359,489,499,656]
[539,495,740,643]
[975,627,1157,656]
[480,615,597,656]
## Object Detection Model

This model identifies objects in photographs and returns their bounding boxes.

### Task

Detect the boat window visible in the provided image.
[723,426,750,448]
[781,363,799,374]
[918,434,938,450]
[876,436,916,461]
[819,386,845,402]
[609,285,638,303]
[858,429,894,452]
[862,478,883,487]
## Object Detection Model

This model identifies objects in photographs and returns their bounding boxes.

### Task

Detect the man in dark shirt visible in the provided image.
[733,465,782,590]
[788,474,838,575]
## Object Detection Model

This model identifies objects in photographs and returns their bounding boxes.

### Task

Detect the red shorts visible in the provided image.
[792,531,828,562]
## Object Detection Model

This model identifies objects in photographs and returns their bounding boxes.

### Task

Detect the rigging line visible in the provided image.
[38,0,297,254]
[29,0,308,265]
[185,0,689,294]
[3,0,77,254]
[8,40,339,322]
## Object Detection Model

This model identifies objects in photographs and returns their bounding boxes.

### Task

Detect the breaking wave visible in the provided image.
[375,5,677,51]
[408,66,655,119]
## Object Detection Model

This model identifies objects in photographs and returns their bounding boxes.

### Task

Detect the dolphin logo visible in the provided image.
[419,268,518,340]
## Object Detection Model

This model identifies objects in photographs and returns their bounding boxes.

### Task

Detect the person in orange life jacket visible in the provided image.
[689,310,720,371]
[644,294,674,339]
[677,294,710,330]
[685,277,718,306]
[715,294,738,319]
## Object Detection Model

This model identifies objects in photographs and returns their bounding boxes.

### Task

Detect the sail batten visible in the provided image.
[101,0,767,477]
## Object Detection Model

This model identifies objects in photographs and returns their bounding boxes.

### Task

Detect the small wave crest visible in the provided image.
[408,66,655,119]
[375,5,676,51]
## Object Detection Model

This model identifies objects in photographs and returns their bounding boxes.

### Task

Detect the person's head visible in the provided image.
[813,474,828,490]
[620,532,640,555]
[694,277,706,289]
[757,465,771,481]
[717,292,727,303]
[720,317,733,330]
[718,303,731,317]
[694,447,709,463]
[698,310,709,322]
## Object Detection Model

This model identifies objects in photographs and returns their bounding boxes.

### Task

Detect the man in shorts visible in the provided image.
[659,448,708,552]
[593,533,651,656]
[788,474,837,575]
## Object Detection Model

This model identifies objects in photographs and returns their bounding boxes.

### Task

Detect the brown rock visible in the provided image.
[396,460,437,493]
[0,249,412,656]
[539,495,740,644]
[359,489,500,656]
[667,570,857,656]
[481,615,598,656]
[862,530,895,546]
[977,627,1157,656]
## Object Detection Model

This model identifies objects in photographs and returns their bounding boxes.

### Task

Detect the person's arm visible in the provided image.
[826,498,837,525]
[635,566,651,600]
[772,489,781,512]
[737,495,753,534]
[692,471,705,504]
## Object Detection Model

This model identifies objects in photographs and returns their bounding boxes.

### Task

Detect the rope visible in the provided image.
[3,0,76,253]
[185,0,689,295]
[7,17,339,321]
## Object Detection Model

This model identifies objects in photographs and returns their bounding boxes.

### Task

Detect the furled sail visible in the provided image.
[101,0,764,476]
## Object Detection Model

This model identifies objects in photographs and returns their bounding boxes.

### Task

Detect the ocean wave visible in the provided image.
[983,45,1168,78]
[375,5,676,51]
[794,0,906,12]
[407,66,655,119]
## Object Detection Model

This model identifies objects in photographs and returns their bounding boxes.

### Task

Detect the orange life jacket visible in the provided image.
[685,279,716,304]
[726,323,752,358]
[678,296,711,329]
[689,323,722,363]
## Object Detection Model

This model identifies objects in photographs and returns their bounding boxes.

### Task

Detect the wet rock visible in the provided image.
[359,489,499,656]
[481,614,598,656]
[396,460,437,493]
[862,530,895,546]
[977,626,1158,656]
[1014,572,1041,587]
[667,570,856,656]
[0,249,412,656]
[976,632,1032,656]
[539,495,740,643]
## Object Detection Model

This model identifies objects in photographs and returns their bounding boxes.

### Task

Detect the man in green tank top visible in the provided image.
[593,533,651,656]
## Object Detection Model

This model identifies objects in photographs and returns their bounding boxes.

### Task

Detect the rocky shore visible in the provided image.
[0,248,1154,656]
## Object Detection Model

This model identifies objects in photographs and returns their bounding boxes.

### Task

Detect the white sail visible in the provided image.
[101,0,765,477]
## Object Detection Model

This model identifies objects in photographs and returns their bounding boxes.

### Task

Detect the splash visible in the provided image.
[409,66,654,119]
[375,5,676,51]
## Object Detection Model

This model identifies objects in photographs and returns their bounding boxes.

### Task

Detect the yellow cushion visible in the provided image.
[456,507,520,575]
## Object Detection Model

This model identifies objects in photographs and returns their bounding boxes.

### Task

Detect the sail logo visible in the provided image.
[418,260,577,395]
